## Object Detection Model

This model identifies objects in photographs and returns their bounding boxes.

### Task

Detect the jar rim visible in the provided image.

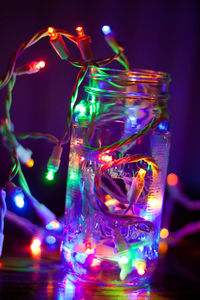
[88,67,171,83]
[84,86,169,100]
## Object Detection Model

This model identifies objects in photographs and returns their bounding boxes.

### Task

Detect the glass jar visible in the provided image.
[61,68,171,287]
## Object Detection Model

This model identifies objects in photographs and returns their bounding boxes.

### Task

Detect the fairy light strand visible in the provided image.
[3,28,195,277]
[0,25,130,257]
[2,25,196,263]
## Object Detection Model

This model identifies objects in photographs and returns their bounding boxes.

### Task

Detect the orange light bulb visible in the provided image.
[76,26,85,37]
[167,173,178,186]
[48,27,58,40]
[26,158,34,168]
[159,241,168,254]
[105,194,112,201]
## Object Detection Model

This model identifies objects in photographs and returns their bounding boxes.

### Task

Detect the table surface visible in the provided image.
[0,238,200,300]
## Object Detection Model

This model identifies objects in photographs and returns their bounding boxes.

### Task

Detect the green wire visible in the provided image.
[116,57,130,70]
[5,75,16,122]
[120,52,130,70]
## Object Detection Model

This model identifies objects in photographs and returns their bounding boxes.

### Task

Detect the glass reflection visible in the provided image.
[56,274,153,300]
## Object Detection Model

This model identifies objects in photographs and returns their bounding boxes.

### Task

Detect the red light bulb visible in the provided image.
[35,60,45,70]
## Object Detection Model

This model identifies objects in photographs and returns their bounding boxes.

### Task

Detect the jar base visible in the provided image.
[66,270,151,288]
[62,245,156,287]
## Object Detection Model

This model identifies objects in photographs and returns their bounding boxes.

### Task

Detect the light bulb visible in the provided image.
[30,238,41,256]
[46,169,55,181]
[158,121,168,131]
[167,173,178,186]
[102,25,112,35]
[160,228,169,239]
[45,235,56,245]
[48,27,58,40]
[14,193,24,208]
[46,145,63,181]
[76,26,94,61]
[35,60,45,70]
[46,219,61,230]
[26,158,34,168]
[48,27,69,59]
[119,255,129,264]
[5,182,25,208]
[15,61,45,75]
[136,261,146,275]
[137,168,146,179]
[76,26,85,37]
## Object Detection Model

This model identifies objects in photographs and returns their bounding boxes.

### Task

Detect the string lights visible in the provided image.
[76,26,94,62]
[0,25,198,272]
[15,60,45,75]
[48,27,70,60]
[5,182,25,208]
[0,25,129,257]
[102,25,129,70]
[46,145,63,181]
[102,25,124,54]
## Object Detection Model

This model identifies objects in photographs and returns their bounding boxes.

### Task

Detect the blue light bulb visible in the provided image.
[14,193,24,208]
[102,25,112,35]
[158,121,168,131]
[45,235,56,245]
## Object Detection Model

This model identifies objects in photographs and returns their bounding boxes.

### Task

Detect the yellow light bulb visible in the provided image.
[137,168,146,179]
[137,261,146,275]
[30,238,41,256]
[160,228,169,239]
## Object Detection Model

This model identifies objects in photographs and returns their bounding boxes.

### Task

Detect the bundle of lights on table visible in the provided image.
[0,25,199,261]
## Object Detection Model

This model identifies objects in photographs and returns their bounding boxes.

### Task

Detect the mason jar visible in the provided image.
[61,67,171,287]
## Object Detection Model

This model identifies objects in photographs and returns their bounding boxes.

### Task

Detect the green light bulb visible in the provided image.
[77,104,86,116]
[46,169,55,181]
[69,173,75,180]
[74,100,87,118]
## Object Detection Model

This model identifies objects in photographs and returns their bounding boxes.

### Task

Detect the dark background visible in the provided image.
[0,0,200,219]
